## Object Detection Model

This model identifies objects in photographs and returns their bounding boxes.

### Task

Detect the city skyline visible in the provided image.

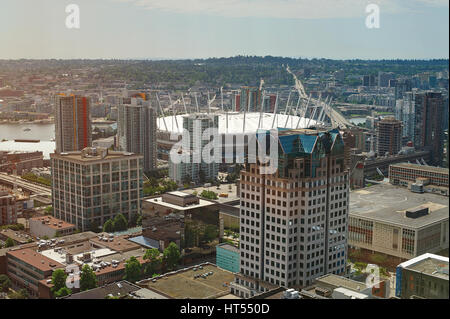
[0,0,448,60]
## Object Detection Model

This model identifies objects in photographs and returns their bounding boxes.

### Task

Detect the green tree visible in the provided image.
[163,242,180,271]
[143,248,161,276]
[51,269,67,294]
[0,274,11,292]
[200,190,218,200]
[44,206,53,215]
[136,214,143,227]
[103,219,114,233]
[124,256,142,283]
[113,213,128,231]
[80,264,98,291]
[8,288,29,299]
[89,220,101,233]
[4,238,14,248]
[54,287,71,298]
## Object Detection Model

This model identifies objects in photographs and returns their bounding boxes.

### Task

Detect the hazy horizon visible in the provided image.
[1,0,449,60]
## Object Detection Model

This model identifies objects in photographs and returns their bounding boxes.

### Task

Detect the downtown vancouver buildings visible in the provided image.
[231,127,349,298]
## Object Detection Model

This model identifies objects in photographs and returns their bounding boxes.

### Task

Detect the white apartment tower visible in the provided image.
[169,114,219,184]
[231,128,350,298]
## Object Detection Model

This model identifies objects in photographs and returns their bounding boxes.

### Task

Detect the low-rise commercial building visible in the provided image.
[300,273,390,299]
[389,163,449,196]
[4,230,151,298]
[395,253,448,299]
[142,191,222,254]
[349,184,449,260]
[0,228,32,245]
[29,216,76,239]
[62,280,166,299]
[0,151,44,175]
[6,248,64,298]
[137,263,235,299]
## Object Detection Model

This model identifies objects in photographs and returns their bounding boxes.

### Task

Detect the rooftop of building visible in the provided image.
[30,216,75,230]
[50,147,142,162]
[399,253,449,280]
[217,243,239,254]
[56,231,98,245]
[0,229,32,244]
[165,191,194,198]
[138,263,234,299]
[0,242,37,257]
[7,248,64,272]
[61,280,166,299]
[314,274,370,291]
[390,163,449,175]
[349,184,449,228]
[90,233,141,252]
[145,196,215,211]
[181,183,239,204]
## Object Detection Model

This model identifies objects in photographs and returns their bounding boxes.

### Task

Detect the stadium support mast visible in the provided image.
[194,92,199,113]
[243,89,251,133]
[168,93,179,131]
[294,95,301,116]
[316,96,329,125]
[296,95,311,129]
[307,95,321,128]
[221,87,224,112]
[156,93,168,132]
[207,91,211,114]
[258,91,265,129]
[284,91,292,115]
[181,93,188,114]
[271,93,279,129]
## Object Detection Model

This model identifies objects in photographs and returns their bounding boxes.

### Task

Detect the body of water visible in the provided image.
[0,122,115,159]
[0,123,55,159]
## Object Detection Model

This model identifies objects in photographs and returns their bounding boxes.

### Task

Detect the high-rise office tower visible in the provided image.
[414,92,444,166]
[51,147,144,231]
[117,96,157,172]
[55,94,92,153]
[231,128,349,297]
[169,114,219,184]
[376,117,403,156]
[240,87,262,112]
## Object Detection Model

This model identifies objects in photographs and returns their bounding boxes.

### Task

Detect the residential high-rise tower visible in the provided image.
[55,94,92,153]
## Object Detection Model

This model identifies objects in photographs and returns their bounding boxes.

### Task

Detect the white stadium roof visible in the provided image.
[157,112,319,134]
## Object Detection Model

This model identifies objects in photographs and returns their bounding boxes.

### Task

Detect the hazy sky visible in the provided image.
[0,0,448,59]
